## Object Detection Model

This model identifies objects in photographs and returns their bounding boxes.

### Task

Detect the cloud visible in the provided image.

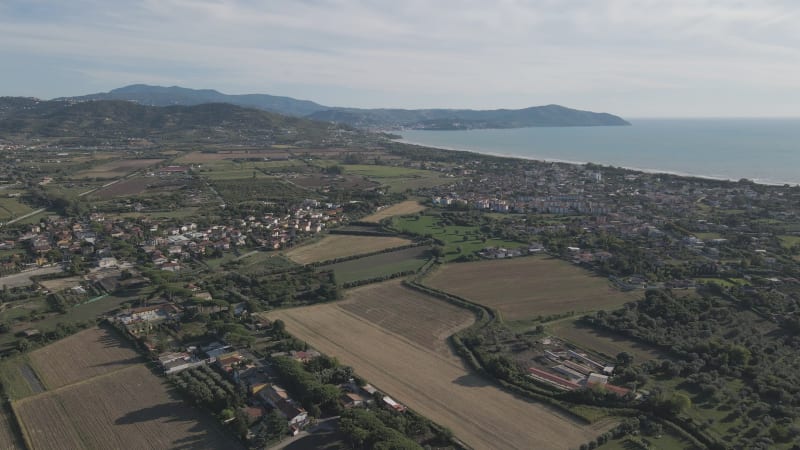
[0,0,798,115]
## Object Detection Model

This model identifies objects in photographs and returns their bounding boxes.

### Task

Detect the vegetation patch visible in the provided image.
[391,213,524,261]
[320,246,431,284]
[548,318,668,363]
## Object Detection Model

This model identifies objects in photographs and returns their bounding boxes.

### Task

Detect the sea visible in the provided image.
[398,118,800,186]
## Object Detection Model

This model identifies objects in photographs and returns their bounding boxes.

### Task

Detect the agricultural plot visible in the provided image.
[37,276,83,292]
[424,257,639,320]
[548,319,668,363]
[174,150,292,163]
[0,197,34,221]
[321,246,430,284]
[361,200,427,223]
[269,281,609,450]
[0,266,63,289]
[342,164,456,192]
[392,214,523,261]
[88,177,151,200]
[0,409,22,450]
[212,178,309,204]
[13,365,238,450]
[285,235,412,264]
[28,327,143,390]
[74,159,163,179]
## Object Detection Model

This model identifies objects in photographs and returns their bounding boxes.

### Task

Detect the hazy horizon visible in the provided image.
[2,1,799,118]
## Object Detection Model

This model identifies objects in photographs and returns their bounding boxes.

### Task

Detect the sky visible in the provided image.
[1,0,799,117]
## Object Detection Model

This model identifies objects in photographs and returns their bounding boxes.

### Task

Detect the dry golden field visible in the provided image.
[14,365,237,450]
[361,200,427,223]
[28,327,143,390]
[424,256,639,320]
[269,281,609,450]
[284,235,412,264]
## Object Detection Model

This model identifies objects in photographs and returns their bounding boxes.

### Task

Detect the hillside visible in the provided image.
[307,104,630,129]
[0,97,360,147]
[59,85,630,130]
[62,84,328,117]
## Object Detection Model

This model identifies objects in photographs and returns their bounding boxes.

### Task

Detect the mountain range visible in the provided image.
[0,97,362,147]
[59,85,630,130]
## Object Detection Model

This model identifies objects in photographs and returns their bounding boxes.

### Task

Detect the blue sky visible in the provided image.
[1,0,799,117]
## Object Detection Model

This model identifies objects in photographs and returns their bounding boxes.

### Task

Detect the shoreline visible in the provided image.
[395,138,795,187]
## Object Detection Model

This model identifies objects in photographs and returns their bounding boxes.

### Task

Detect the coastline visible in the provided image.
[395,137,793,187]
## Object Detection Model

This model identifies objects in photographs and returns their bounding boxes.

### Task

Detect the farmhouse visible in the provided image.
[258,385,309,428]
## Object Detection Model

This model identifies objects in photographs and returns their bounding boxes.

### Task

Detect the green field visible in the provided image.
[0,355,36,399]
[0,198,34,220]
[342,164,455,192]
[0,294,135,352]
[548,318,667,363]
[391,214,523,261]
[321,246,431,284]
[779,235,800,248]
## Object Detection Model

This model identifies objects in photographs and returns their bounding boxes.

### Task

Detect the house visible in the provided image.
[258,385,309,427]
[216,351,246,373]
[341,391,370,409]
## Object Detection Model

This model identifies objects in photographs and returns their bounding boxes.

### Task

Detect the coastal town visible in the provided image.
[0,97,798,450]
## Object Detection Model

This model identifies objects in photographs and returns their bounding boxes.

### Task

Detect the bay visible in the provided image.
[399,118,800,185]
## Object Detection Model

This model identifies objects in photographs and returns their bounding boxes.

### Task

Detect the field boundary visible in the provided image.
[13,364,144,404]
[8,401,33,450]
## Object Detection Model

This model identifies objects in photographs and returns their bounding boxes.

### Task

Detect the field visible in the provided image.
[392,214,523,261]
[548,318,668,362]
[342,164,456,192]
[268,281,610,450]
[284,235,412,264]
[38,275,83,292]
[174,150,292,163]
[424,257,639,320]
[28,327,143,390]
[320,246,430,284]
[0,197,34,221]
[9,327,239,450]
[0,409,22,450]
[361,200,427,223]
[13,365,238,450]
[89,177,151,200]
[0,266,63,289]
[73,159,163,179]
[779,234,800,249]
